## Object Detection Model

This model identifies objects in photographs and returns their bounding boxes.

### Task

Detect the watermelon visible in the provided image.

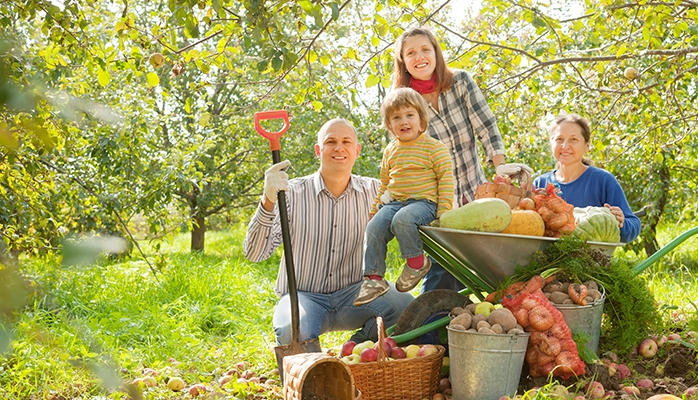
[573,206,621,243]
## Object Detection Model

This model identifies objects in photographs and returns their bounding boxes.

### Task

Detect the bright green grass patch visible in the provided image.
[1,221,697,399]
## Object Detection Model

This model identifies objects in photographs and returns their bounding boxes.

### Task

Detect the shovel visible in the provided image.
[254,110,322,382]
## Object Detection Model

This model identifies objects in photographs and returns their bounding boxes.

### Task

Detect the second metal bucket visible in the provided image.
[447,327,529,400]
[554,288,606,355]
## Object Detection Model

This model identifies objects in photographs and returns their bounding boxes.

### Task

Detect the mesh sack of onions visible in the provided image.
[500,275,586,379]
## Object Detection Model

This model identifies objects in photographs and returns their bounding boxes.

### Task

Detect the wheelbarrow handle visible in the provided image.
[254,110,290,152]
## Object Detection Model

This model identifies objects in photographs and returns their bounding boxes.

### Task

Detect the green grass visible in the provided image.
[1,222,697,399]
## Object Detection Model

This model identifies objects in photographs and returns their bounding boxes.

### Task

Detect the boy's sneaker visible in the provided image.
[353,278,390,306]
[396,257,432,292]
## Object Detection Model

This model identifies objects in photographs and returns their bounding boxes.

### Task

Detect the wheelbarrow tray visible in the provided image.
[419,226,622,292]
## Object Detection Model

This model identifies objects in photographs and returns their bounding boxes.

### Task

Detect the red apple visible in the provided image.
[384,337,397,349]
[636,378,654,389]
[391,347,406,359]
[417,344,439,357]
[667,333,681,342]
[340,340,357,357]
[620,385,640,395]
[188,383,210,396]
[656,335,668,347]
[586,381,605,399]
[617,364,631,379]
[374,340,392,357]
[638,338,658,358]
[360,348,378,363]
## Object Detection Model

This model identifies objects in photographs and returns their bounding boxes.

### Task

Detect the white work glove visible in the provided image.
[263,160,290,203]
[496,163,533,178]
[380,190,394,205]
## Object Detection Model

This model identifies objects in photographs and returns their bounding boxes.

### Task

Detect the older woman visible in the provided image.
[533,114,640,243]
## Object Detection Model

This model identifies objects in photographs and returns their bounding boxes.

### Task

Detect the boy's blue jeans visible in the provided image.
[362,199,437,277]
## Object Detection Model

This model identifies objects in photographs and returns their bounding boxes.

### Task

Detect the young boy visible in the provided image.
[353,87,454,306]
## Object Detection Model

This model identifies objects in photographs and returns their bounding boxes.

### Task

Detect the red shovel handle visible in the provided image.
[254,110,290,152]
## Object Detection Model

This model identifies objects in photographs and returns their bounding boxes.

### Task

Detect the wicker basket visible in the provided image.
[283,352,360,400]
[347,317,445,400]
[475,168,533,209]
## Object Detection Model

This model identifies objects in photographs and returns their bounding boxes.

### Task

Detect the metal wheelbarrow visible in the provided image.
[388,225,698,344]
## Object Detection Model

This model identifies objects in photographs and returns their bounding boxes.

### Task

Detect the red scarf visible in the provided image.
[409,74,438,94]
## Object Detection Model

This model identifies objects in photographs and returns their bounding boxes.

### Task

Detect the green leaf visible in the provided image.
[146,72,159,88]
[97,68,110,87]
[365,74,380,88]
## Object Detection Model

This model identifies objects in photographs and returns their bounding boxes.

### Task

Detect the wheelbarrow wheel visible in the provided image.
[393,289,472,345]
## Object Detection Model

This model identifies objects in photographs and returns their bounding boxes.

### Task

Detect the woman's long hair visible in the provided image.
[392,27,454,91]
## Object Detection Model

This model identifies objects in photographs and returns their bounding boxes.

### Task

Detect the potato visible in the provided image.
[549,291,570,304]
[478,327,496,334]
[490,323,503,334]
[476,320,491,330]
[471,314,487,329]
[450,313,472,330]
[488,308,517,332]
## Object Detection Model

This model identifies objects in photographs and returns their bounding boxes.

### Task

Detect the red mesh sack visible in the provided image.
[532,183,576,237]
[500,276,586,380]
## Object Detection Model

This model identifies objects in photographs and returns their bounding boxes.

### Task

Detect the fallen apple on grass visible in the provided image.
[166,376,185,391]
[638,338,658,358]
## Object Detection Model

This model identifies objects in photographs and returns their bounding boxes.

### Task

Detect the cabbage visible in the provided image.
[573,206,621,243]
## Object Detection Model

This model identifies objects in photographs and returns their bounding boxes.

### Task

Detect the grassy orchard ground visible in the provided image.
[0,222,697,399]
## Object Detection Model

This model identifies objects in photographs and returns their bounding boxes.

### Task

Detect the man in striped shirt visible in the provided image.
[244,118,414,346]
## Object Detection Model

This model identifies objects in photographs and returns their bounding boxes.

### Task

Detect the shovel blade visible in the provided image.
[274,338,322,383]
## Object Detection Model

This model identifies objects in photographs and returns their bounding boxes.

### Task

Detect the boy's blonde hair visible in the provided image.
[380,87,429,135]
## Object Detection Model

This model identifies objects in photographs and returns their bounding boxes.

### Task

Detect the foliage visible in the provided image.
[502,235,663,355]
[2,0,698,257]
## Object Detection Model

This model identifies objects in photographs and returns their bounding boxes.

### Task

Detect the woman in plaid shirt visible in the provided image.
[391,26,531,292]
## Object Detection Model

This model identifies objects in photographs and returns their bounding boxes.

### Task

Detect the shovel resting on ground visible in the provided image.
[254,110,322,383]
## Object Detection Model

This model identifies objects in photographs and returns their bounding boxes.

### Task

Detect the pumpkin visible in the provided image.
[501,209,545,236]
[573,206,621,243]
[440,198,512,232]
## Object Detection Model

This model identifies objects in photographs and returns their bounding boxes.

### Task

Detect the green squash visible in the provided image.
[440,198,512,232]
[573,206,621,243]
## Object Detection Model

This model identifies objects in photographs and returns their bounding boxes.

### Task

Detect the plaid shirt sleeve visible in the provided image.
[426,69,505,205]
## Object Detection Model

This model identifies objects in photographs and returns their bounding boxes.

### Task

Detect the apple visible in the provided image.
[404,344,421,359]
[374,340,392,357]
[656,335,668,347]
[638,338,658,358]
[360,347,378,363]
[391,346,406,359]
[617,363,631,379]
[624,67,638,80]
[352,340,374,355]
[188,383,210,396]
[384,337,397,349]
[218,374,232,386]
[417,344,439,357]
[340,340,357,357]
[606,362,617,376]
[149,53,165,68]
[167,377,185,391]
[133,376,157,387]
[474,301,495,317]
[142,367,159,376]
[667,333,681,342]
[636,378,654,389]
[586,381,605,399]
[620,385,640,395]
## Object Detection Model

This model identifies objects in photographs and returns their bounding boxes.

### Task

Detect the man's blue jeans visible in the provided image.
[362,199,437,277]
[273,280,414,345]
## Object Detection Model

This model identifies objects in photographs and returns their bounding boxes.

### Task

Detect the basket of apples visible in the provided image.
[475,168,533,209]
[337,317,445,400]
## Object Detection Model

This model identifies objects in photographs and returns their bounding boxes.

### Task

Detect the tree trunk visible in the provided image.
[191,213,206,252]
[640,159,671,256]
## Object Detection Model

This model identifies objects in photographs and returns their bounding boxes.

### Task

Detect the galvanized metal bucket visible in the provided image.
[554,287,606,354]
[447,327,530,400]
